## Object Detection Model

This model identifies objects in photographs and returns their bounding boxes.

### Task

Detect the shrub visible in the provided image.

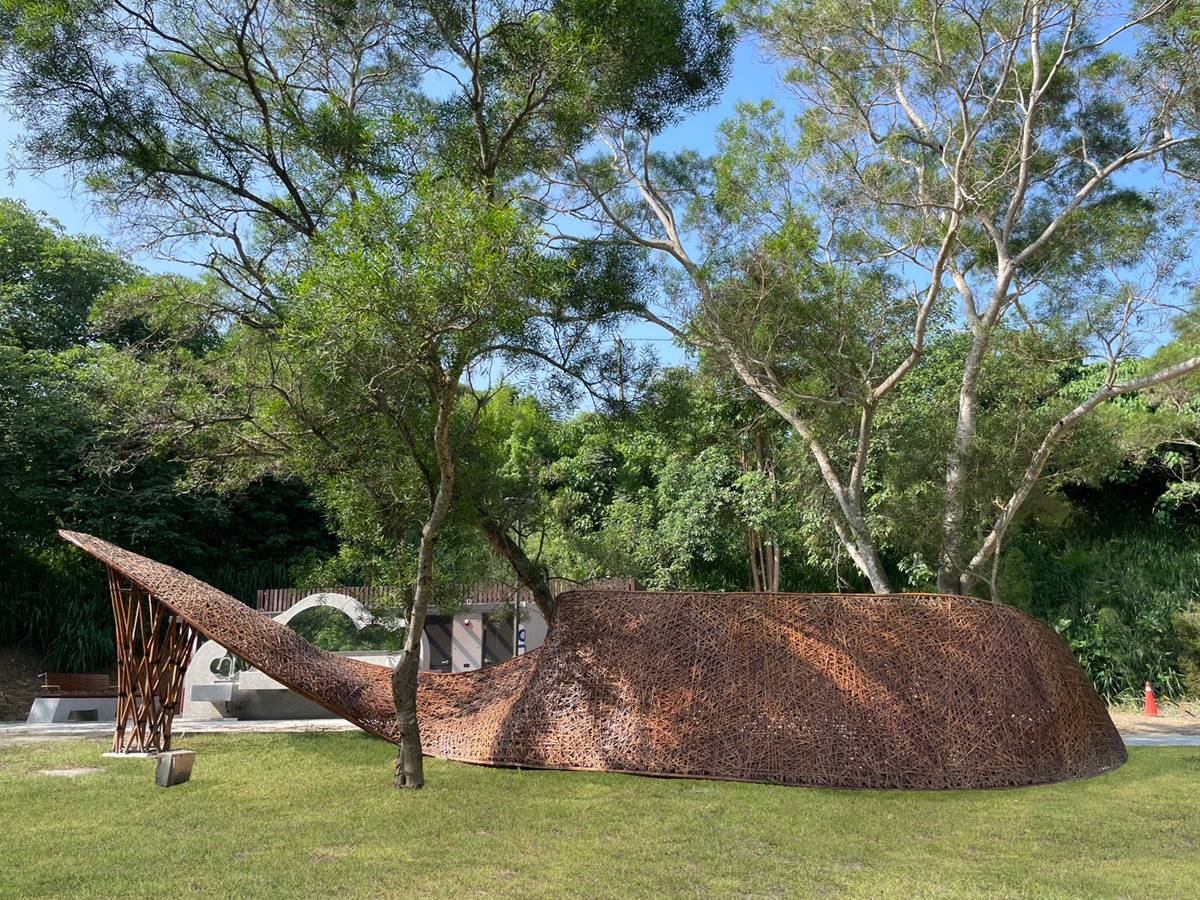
[286,606,404,652]
[1174,604,1200,698]
[1010,521,1198,700]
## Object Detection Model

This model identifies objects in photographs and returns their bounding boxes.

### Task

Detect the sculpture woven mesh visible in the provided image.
[61,530,1126,789]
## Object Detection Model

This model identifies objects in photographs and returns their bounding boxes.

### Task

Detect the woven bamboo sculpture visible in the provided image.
[61,530,1126,788]
[105,567,196,753]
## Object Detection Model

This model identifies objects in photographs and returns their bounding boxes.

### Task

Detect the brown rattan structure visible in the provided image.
[105,567,196,753]
[60,530,1126,788]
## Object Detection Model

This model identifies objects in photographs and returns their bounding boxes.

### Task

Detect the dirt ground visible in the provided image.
[1109,702,1200,736]
[0,646,42,722]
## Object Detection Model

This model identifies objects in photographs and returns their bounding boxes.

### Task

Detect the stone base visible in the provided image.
[155,750,195,786]
[26,696,117,725]
[102,751,158,759]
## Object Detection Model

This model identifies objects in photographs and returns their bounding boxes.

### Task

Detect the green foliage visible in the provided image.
[4,0,1200,711]
[0,0,733,296]
[1012,521,1199,700]
[1173,604,1200,697]
[286,606,403,653]
[0,199,136,351]
[3,547,111,672]
[0,203,336,670]
[534,368,834,590]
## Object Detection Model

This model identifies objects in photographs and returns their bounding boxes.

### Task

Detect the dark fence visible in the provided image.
[256,585,406,614]
[256,577,642,614]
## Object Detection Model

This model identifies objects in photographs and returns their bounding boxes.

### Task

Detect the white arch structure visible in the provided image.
[184,592,424,719]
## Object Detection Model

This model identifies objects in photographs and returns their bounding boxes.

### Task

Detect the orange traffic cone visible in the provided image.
[1144,681,1159,717]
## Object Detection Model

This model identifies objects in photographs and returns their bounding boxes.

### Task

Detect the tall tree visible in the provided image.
[1,0,733,784]
[557,0,1200,594]
[0,0,731,614]
[0,201,335,669]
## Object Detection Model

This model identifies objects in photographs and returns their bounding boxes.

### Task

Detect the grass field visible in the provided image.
[1,735,1197,899]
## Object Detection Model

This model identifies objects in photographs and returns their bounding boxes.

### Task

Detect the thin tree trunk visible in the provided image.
[937,319,995,594]
[392,378,458,789]
[729,372,891,592]
[476,514,557,621]
[936,355,984,595]
[829,516,892,593]
[748,530,763,591]
[637,279,895,593]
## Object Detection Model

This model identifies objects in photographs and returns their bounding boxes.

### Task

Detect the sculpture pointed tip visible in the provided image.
[57,529,101,553]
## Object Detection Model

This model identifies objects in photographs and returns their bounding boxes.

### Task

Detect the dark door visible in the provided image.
[482,612,514,667]
[424,616,452,672]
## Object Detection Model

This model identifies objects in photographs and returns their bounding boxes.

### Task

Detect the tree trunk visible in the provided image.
[957,352,1200,593]
[393,514,440,788]
[392,378,458,789]
[391,647,422,786]
[936,328,991,594]
[748,530,764,591]
[748,530,782,592]
[850,536,892,593]
[476,515,557,622]
[723,355,892,593]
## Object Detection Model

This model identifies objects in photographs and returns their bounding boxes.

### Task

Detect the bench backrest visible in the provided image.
[42,673,114,694]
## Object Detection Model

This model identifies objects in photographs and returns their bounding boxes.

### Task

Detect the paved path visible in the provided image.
[3,718,1199,747]
[1121,732,1200,746]
[1107,710,1200,746]
[0,718,359,747]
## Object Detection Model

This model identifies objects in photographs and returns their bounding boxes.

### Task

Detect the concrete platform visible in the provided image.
[25,696,117,725]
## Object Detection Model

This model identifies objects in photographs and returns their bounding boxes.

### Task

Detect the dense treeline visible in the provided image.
[0,200,336,670]
[4,0,1200,783]
[2,197,1197,694]
[496,365,1200,699]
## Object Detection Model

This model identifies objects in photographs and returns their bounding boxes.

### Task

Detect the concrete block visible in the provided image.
[189,683,233,702]
[155,750,195,787]
[26,696,117,725]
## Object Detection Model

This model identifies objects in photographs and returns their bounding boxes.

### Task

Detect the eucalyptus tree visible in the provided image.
[557,0,1200,595]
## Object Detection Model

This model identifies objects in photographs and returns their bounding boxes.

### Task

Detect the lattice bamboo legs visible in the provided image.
[107,568,195,754]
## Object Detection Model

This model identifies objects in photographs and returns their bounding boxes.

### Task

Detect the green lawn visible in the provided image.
[1,735,1197,899]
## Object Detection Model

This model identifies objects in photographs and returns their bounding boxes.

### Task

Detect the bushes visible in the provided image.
[1,545,111,672]
[1008,522,1199,700]
[1,542,303,673]
[1175,605,1200,697]
[286,606,404,652]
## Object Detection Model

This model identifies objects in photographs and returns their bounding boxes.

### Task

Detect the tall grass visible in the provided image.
[1,563,111,672]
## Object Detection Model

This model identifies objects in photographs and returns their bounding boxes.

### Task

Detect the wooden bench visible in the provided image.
[39,673,118,697]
